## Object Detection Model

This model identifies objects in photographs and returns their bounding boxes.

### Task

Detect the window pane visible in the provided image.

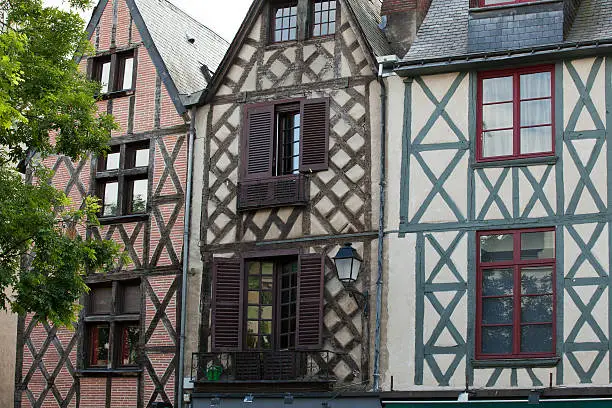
[480,234,514,262]
[121,326,139,365]
[122,283,140,314]
[261,320,272,335]
[520,100,551,127]
[91,325,110,366]
[100,61,111,94]
[246,333,258,349]
[521,295,553,323]
[521,266,553,294]
[482,326,513,354]
[248,306,258,319]
[248,291,259,303]
[520,72,551,99]
[521,231,555,260]
[483,76,513,103]
[262,274,273,291]
[103,182,119,216]
[131,179,148,213]
[520,126,552,154]
[482,268,513,296]
[521,324,553,353]
[262,262,273,275]
[482,129,513,158]
[134,149,149,167]
[261,291,273,304]
[262,306,272,319]
[482,298,513,324]
[105,152,120,170]
[122,57,134,90]
[91,286,112,314]
[248,276,259,289]
[483,102,513,130]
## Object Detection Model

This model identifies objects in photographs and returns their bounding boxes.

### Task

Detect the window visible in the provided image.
[86,281,141,369]
[245,259,298,350]
[274,104,300,176]
[476,228,556,359]
[477,66,554,161]
[90,50,135,95]
[312,1,337,37]
[97,142,149,218]
[272,2,298,42]
[239,99,328,210]
[211,254,323,352]
[478,0,541,6]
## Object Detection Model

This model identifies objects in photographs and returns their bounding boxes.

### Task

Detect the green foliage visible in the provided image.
[0,0,126,326]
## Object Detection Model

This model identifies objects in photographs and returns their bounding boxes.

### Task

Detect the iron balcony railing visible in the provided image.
[192,350,339,383]
[237,174,308,211]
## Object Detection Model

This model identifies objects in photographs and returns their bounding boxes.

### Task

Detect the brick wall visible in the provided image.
[16,0,188,406]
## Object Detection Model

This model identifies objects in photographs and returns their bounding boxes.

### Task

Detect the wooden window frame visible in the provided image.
[478,0,538,7]
[96,141,150,220]
[311,0,338,38]
[476,227,557,360]
[85,280,141,369]
[270,1,299,44]
[476,65,555,163]
[211,251,324,352]
[244,257,299,351]
[89,48,137,97]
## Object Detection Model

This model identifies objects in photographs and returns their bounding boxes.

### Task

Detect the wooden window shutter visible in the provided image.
[244,104,275,180]
[211,258,243,351]
[296,253,324,350]
[299,98,329,172]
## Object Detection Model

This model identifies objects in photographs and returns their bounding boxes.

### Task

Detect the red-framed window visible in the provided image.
[476,228,556,359]
[477,65,554,162]
[478,0,540,7]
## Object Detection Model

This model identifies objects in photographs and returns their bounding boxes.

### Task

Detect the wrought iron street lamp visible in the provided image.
[333,243,368,315]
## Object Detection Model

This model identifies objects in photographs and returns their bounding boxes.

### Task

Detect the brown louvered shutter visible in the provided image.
[296,253,324,350]
[244,104,275,180]
[299,98,329,172]
[211,258,243,351]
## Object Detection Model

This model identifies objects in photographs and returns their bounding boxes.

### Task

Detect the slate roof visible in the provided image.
[133,0,229,96]
[403,0,612,62]
[345,0,393,57]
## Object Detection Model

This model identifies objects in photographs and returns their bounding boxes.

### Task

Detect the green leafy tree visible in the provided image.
[0,0,126,326]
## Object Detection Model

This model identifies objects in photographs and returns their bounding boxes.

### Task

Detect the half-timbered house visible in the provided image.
[381,0,612,406]
[184,0,390,406]
[14,1,228,407]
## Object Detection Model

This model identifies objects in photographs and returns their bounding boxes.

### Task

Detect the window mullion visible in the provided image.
[513,73,521,157]
[296,0,309,41]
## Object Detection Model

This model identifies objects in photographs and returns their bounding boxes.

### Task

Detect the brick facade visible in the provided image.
[15,0,189,406]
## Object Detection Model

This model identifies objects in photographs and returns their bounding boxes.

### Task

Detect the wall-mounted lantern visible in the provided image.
[333,243,368,315]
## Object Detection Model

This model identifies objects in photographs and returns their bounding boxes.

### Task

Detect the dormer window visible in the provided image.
[479,0,540,6]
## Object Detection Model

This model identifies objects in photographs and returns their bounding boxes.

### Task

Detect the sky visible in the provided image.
[43,0,253,42]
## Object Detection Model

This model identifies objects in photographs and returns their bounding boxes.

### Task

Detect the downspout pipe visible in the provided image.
[178,106,197,408]
[373,64,387,392]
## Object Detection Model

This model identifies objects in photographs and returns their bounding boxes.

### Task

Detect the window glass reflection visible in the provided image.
[521,231,555,259]
[131,179,148,213]
[480,234,513,262]
[103,182,119,216]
